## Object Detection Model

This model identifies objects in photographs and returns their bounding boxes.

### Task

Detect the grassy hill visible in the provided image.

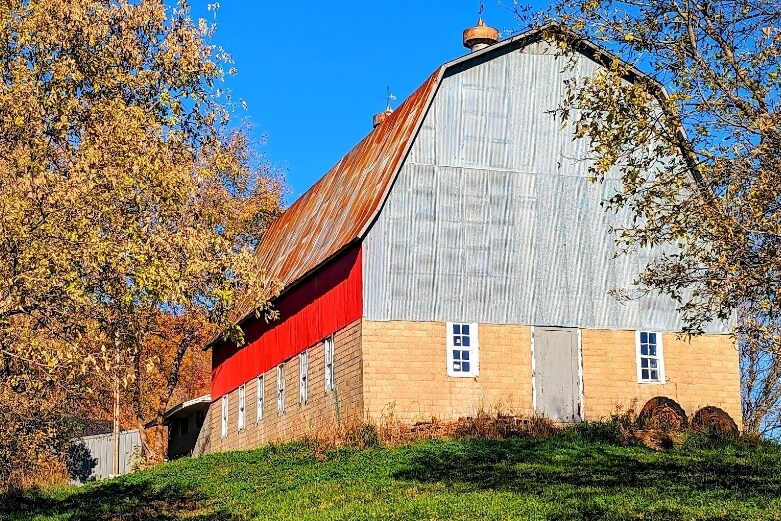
[4,429,781,521]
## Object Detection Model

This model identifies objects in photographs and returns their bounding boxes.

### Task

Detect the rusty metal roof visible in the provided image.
[230,22,660,325]
[229,68,443,322]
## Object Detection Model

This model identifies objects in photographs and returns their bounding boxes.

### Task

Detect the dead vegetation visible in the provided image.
[295,396,748,459]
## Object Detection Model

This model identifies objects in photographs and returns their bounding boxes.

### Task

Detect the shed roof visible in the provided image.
[232,22,661,324]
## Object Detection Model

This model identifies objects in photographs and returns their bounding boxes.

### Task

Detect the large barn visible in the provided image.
[202,20,741,454]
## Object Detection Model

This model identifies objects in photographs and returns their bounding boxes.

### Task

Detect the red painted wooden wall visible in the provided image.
[211,245,363,399]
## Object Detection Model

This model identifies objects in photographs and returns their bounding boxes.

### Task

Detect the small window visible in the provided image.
[299,351,309,405]
[446,322,479,377]
[237,384,246,431]
[637,331,665,383]
[256,375,265,422]
[324,335,335,392]
[277,364,285,413]
[195,409,205,428]
[220,395,228,438]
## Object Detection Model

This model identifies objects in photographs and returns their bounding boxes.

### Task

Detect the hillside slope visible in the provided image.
[5,433,781,520]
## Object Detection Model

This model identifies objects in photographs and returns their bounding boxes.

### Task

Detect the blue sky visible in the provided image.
[187,1,546,201]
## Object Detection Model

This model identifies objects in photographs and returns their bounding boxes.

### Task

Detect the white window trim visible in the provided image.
[237,384,246,431]
[636,330,666,384]
[446,322,479,378]
[299,351,309,405]
[256,375,264,422]
[220,395,228,439]
[324,335,335,392]
[277,364,285,413]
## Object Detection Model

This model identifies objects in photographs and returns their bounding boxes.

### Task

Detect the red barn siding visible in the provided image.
[211,245,362,399]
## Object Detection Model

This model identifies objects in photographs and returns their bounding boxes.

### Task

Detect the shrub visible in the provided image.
[346,422,381,449]
[565,419,630,445]
[680,429,764,451]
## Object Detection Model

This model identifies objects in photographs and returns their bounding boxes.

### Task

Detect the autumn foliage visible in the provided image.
[0,0,283,488]
[540,0,781,435]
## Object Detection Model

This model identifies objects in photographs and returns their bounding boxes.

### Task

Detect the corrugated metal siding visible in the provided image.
[212,245,363,400]
[363,41,729,333]
[72,430,141,483]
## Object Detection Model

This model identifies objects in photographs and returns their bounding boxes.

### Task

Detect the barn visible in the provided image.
[204,20,741,453]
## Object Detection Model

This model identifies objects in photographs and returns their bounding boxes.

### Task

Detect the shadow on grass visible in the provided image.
[394,438,781,518]
[0,479,234,521]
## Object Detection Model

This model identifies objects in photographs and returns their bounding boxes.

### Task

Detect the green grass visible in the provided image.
[4,432,781,520]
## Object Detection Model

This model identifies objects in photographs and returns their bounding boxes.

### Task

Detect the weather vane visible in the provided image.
[478,1,484,18]
[383,86,396,112]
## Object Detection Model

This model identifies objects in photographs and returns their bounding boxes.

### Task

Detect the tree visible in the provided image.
[0,0,284,475]
[533,0,781,435]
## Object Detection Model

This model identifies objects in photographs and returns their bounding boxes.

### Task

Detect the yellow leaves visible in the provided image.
[624,33,635,42]
[0,0,284,454]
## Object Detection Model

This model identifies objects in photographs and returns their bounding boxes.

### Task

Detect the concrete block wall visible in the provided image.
[363,321,741,429]
[192,408,211,457]
[208,319,363,453]
[581,329,742,426]
[361,320,534,423]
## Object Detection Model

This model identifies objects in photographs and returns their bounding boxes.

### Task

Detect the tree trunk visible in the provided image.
[137,417,166,465]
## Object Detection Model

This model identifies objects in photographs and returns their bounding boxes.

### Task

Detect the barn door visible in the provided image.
[533,327,581,422]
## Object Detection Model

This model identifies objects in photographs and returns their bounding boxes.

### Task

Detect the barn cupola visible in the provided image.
[463,17,500,52]
[372,106,393,129]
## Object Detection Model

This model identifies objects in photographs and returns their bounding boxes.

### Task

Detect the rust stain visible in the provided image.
[232,68,444,321]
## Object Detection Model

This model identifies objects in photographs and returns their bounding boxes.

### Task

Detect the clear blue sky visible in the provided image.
[187,1,547,201]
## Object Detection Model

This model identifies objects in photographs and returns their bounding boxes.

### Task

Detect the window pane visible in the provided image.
[462,324,470,335]
[453,350,461,360]
[453,324,461,335]
[640,332,648,343]
[462,336,470,347]
[641,345,648,356]
[650,370,658,381]
[649,359,657,369]
[453,361,461,372]
[641,358,648,368]
[642,369,649,380]
[462,362,470,373]
[649,333,657,344]
[454,336,462,346]
[462,351,470,361]
[649,345,656,356]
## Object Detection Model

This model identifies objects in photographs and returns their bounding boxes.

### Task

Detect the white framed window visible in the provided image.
[324,335,335,392]
[237,384,246,431]
[299,351,309,405]
[446,322,479,377]
[636,331,665,383]
[276,364,285,413]
[256,375,264,422]
[220,395,228,438]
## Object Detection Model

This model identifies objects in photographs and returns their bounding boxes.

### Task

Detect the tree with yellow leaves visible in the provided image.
[534,0,781,436]
[0,0,284,482]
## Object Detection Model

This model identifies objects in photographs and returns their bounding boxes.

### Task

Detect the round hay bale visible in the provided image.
[637,396,688,430]
[691,406,739,437]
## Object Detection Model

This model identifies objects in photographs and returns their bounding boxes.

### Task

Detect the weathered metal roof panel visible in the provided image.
[252,69,442,290]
